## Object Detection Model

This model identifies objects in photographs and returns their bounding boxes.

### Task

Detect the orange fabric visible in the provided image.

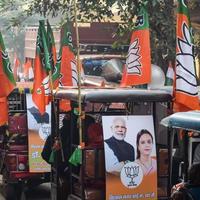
[106,171,157,200]
[174,12,200,111]
[173,94,200,112]
[176,14,189,44]
[13,57,20,81]
[120,29,151,86]
[23,60,32,77]
[120,65,127,88]
[60,46,75,86]
[59,46,77,111]
[32,56,51,115]
[0,97,8,126]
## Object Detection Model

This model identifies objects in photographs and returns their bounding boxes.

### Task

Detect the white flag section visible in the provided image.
[28,67,34,80]
[166,65,174,80]
[26,94,51,172]
[102,115,157,200]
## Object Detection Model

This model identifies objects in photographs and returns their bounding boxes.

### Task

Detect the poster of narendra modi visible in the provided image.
[102,115,157,200]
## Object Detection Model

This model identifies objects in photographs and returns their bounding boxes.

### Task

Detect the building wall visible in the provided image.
[24,27,60,59]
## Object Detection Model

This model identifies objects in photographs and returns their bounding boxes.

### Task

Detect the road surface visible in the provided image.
[0,182,51,200]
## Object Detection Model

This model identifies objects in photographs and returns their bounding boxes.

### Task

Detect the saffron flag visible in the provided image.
[0,32,16,125]
[24,59,34,80]
[174,0,200,111]
[32,20,52,115]
[13,54,20,81]
[165,61,174,86]
[53,22,78,111]
[47,20,57,67]
[0,97,8,126]
[0,32,16,98]
[120,4,151,87]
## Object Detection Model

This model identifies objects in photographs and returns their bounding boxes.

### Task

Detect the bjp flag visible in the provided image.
[0,32,16,98]
[32,20,52,115]
[174,0,200,111]
[120,4,151,87]
[47,20,57,68]
[52,22,78,111]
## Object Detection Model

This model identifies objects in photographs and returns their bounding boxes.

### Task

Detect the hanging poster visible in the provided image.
[26,94,51,172]
[102,115,157,200]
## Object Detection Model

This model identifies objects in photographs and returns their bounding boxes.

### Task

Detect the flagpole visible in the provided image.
[49,70,65,163]
[74,0,83,147]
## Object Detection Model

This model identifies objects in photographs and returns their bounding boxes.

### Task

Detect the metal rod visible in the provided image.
[74,0,83,145]
[49,69,65,162]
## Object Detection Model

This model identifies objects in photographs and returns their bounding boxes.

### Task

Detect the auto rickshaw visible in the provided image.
[0,82,50,200]
[50,87,173,200]
[161,111,200,188]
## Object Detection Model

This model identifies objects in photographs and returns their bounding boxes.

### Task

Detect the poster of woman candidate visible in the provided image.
[26,94,51,173]
[102,115,157,200]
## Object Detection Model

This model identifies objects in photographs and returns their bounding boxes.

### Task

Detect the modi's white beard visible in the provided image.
[113,134,125,141]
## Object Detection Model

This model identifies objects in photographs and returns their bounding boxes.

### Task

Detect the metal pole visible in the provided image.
[74,0,83,146]
[49,70,65,162]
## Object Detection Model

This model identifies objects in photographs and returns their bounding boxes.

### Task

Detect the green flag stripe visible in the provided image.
[61,22,75,53]
[47,20,56,68]
[36,20,52,72]
[52,22,75,83]
[134,5,149,31]
[0,32,16,85]
[177,0,190,18]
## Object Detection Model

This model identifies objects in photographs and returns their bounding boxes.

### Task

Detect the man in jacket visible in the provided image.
[104,116,135,175]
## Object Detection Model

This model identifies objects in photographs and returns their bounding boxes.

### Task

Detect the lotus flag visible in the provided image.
[0,31,16,97]
[174,0,200,111]
[47,20,57,67]
[53,22,78,111]
[165,61,174,86]
[0,32,16,125]
[120,3,151,87]
[32,20,52,115]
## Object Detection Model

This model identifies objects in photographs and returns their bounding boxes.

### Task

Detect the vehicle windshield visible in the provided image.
[82,58,125,83]
[82,59,108,76]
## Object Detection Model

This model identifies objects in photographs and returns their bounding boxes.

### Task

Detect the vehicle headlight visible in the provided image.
[18,163,26,171]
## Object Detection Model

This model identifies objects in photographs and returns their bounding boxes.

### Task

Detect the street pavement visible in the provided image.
[0,182,51,200]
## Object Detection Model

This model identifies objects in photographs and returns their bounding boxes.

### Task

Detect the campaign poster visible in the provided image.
[102,115,157,200]
[26,94,51,172]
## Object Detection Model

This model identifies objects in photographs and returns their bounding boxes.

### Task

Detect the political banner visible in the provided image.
[103,115,157,200]
[26,94,51,172]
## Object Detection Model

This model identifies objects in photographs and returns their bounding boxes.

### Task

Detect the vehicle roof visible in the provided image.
[160,111,200,132]
[54,87,172,103]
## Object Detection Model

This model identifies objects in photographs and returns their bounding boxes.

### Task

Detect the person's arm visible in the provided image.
[104,142,124,174]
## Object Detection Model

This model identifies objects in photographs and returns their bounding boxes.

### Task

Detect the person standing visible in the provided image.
[171,163,200,200]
